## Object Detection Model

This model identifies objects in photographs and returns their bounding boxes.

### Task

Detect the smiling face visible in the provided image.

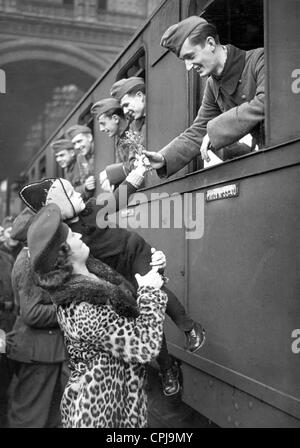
[120,92,145,120]
[66,229,90,265]
[179,36,218,77]
[55,149,75,169]
[98,114,119,138]
[71,132,93,156]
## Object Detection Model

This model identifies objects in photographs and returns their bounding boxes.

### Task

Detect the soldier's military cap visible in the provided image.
[50,139,74,153]
[110,77,145,101]
[65,124,92,141]
[160,16,208,56]
[91,98,121,118]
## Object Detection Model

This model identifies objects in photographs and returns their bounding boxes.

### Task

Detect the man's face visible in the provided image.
[98,114,119,138]
[55,149,75,169]
[179,37,217,78]
[72,132,93,156]
[120,92,145,120]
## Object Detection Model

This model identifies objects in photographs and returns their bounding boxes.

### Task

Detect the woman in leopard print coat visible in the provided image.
[28,204,168,428]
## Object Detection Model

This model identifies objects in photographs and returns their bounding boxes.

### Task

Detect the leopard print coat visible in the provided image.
[52,263,167,428]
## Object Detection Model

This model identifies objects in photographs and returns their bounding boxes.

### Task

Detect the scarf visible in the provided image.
[49,256,139,318]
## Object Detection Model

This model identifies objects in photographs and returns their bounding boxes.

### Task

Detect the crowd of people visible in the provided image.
[0,15,264,428]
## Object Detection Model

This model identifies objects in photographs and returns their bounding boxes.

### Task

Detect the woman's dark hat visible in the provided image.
[19,179,56,213]
[10,207,35,242]
[27,203,69,274]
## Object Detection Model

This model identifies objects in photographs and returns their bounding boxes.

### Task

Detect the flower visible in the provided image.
[123,130,152,171]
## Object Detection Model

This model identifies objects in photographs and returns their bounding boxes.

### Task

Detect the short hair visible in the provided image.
[126,84,146,96]
[35,242,73,290]
[188,22,220,47]
[100,107,125,120]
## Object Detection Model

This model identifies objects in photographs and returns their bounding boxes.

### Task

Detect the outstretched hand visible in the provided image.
[142,150,165,170]
[85,175,96,191]
[150,247,166,270]
[135,267,164,289]
[200,134,211,162]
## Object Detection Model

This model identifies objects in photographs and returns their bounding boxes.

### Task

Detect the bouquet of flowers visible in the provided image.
[123,130,152,171]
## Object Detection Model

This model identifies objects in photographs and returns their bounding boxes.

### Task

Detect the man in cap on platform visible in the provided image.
[64,125,96,195]
[51,138,95,201]
[143,16,264,176]
[6,207,67,428]
[91,98,136,192]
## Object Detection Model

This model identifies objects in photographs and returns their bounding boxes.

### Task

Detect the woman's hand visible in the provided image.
[135,267,164,289]
[150,247,166,270]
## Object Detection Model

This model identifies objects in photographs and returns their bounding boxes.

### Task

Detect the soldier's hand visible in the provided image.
[150,247,166,270]
[85,175,96,191]
[142,150,165,170]
[200,134,211,162]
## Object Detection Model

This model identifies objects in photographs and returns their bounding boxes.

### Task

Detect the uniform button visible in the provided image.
[238,79,242,83]
[49,330,53,334]
[241,94,246,99]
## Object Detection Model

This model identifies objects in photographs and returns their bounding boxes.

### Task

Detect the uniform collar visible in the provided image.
[118,121,130,140]
[65,157,77,173]
[131,116,145,133]
[212,44,246,95]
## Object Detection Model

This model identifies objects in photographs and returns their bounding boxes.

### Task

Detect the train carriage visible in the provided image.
[24,0,300,427]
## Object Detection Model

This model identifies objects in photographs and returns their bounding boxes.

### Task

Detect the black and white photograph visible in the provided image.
[0,0,299,430]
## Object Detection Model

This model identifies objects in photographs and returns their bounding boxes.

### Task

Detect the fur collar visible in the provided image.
[51,256,139,318]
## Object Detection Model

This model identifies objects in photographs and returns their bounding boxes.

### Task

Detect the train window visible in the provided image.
[188,0,264,171]
[39,156,46,179]
[116,48,145,81]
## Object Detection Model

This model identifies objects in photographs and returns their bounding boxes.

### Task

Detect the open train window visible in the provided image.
[116,48,146,81]
[188,0,264,172]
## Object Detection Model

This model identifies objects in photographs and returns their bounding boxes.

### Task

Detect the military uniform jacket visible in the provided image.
[7,248,66,364]
[159,45,264,177]
[65,153,95,201]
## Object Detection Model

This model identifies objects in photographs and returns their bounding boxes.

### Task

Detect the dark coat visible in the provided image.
[70,181,151,286]
[159,45,264,177]
[64,153,95,201]
[0,248,15,333]
[7,248,66,364]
